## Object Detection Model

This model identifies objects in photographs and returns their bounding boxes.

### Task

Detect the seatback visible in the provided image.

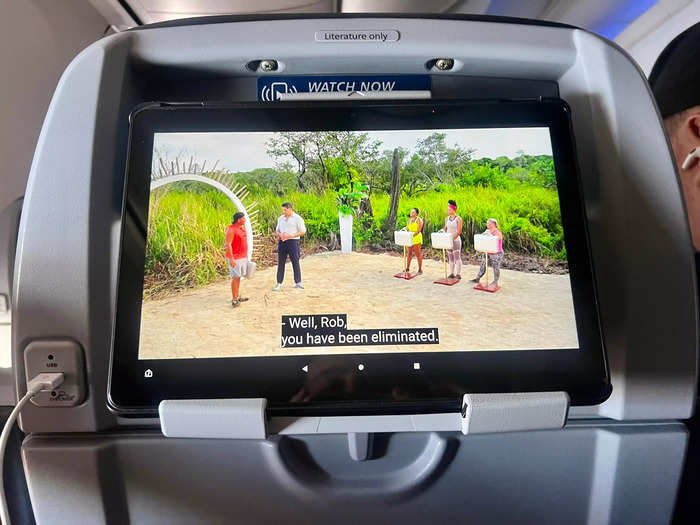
[12,16,697,524]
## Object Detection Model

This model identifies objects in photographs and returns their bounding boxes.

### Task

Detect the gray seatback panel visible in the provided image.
[23,424,686,525]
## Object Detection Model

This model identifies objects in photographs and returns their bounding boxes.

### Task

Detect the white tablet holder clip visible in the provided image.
[159,392,569,461]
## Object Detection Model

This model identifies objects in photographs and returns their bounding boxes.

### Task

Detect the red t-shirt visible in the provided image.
[225,224,248,260]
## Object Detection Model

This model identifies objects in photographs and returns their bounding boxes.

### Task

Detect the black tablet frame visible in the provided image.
[108,99,610,416]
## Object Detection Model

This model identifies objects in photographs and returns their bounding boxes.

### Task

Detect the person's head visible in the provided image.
[486,218,498,231]
[447,200,457,216]
[650,21,700,249]
[232,212,245,226]
[410,207,419,218]
[281,202,293,217]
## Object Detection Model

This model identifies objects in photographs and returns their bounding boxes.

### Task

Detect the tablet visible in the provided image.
[109,99,610,416]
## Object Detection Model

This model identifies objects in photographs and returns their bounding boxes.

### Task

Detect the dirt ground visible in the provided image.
[139,251,578,359]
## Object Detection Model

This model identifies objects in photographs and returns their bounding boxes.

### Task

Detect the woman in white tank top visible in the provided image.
[443,200,463,279]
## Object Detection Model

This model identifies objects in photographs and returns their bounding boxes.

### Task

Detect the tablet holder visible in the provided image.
[159,392,570,458]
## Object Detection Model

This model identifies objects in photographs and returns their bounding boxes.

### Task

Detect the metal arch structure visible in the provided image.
[150,161,259,260]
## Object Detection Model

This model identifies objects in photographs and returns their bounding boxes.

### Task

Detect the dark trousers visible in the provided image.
[277,239,301,284]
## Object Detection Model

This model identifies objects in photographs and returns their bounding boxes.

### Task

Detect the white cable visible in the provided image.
[0,373,64,525]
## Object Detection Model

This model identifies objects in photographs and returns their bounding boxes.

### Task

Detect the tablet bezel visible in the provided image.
[109,99,610,416]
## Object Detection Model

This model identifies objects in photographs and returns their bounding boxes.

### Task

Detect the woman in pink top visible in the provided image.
[471,218,504,286]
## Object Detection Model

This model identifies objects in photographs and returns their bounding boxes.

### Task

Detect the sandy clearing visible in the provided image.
[139,251,579,359]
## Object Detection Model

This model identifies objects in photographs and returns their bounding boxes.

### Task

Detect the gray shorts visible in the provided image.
[227,258,248,278]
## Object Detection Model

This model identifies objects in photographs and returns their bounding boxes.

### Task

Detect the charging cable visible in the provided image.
[0,372,64,525]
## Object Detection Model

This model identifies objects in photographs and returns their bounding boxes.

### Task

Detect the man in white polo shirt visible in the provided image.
[272,202,306,291]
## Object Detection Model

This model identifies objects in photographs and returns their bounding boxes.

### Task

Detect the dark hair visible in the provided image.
[411,207,420,215]
[649,21,700,118]
[232,212,245,224]
[448,200,457,208]
[281,202,293,209]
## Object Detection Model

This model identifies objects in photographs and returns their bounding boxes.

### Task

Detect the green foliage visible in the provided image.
[353,212,383,249]
[529,156,557,188]
[336,184,368,216]
[325,157,350,190]
[231,168,296,196]
[455,155,556,191]
[261,130,556,197]
[458,163,514,189]
[266,131,381,192]
[414,133,475,186]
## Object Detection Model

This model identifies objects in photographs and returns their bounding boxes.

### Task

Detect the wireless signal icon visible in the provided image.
[261,82,297,101]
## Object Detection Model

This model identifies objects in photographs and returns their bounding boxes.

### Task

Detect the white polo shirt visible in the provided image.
[276,212,306,238]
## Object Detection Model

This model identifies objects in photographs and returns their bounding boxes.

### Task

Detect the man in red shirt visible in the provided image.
[225,212,249,307]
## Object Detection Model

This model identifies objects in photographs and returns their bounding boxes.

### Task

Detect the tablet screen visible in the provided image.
[139,126,578,359]
[110,100,608,414]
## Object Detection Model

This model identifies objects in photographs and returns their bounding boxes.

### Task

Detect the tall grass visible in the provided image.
[145,184,563,295]
[145,189,236,295]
